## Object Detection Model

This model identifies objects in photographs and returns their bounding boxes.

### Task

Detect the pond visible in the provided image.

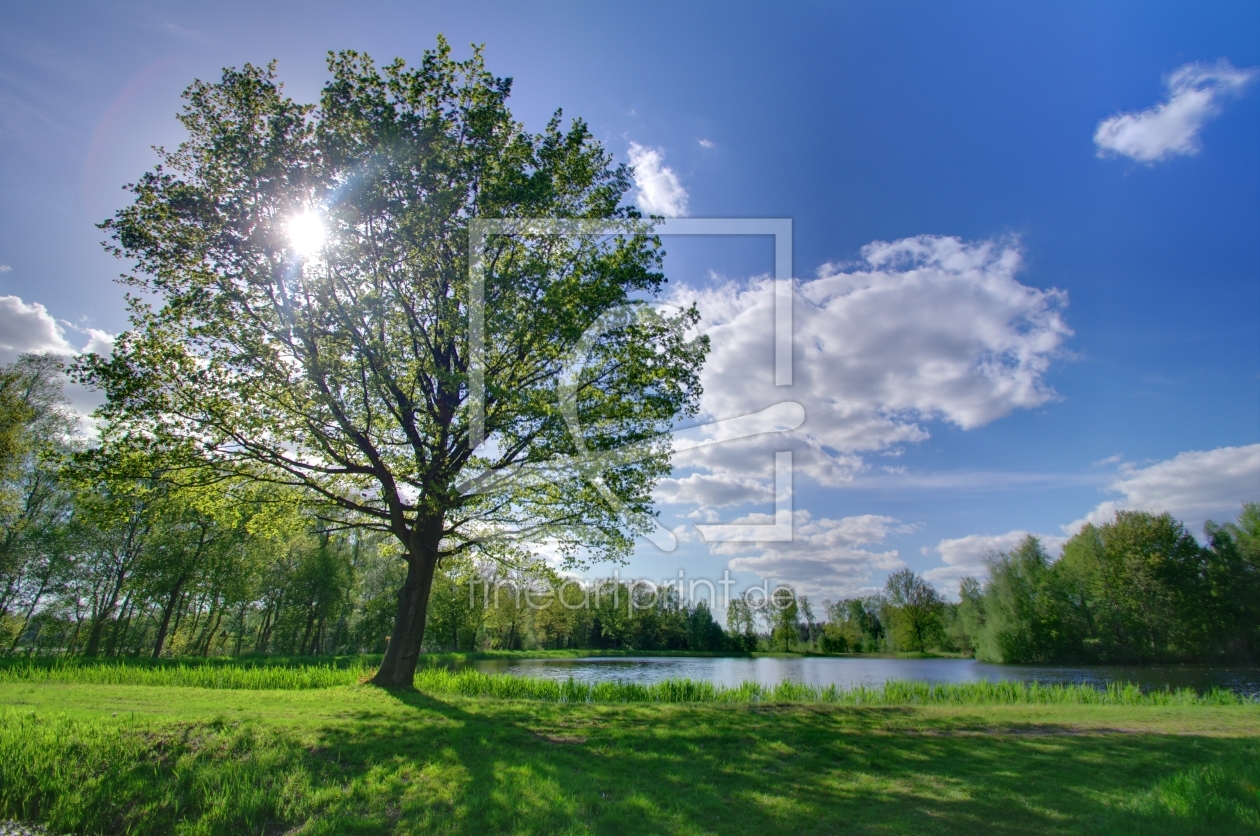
[461,655,1260,695]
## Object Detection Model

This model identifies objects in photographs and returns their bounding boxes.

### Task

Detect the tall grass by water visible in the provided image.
[411,667,1254,706]
[0,657,1253,705]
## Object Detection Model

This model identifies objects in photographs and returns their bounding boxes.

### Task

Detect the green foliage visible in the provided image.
[684,600,726,651]
[724,592,761,652]
[769,584,800,651]
[959,508,1260,664]
[971,536,1061,662]
[883,569,944,653]
[0,355,78,653]
[821,596,886,653]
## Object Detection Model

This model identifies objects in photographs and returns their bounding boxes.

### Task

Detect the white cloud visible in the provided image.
[653,471,773,507]
[923,530,1068,594]
[0,296,78,361]
[627,142,688,216]
[698,138,715,149]
[720,511,907,600]
[665,235,1071,491]
[1072,444,1260,537]
[1094,60,1257,163]
[0,295,114,419]
[79,328,116,357]
[0,264,11,273]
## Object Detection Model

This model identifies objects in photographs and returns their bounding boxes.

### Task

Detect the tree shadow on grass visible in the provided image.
[297,691,1260,835]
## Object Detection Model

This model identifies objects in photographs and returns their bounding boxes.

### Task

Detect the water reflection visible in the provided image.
[460,655,1260,695]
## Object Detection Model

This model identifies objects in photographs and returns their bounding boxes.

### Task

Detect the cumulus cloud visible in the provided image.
[627,142,688,216]
[79,328,116,357]
[719,511,907,600]
[665,235,1071,491]
[0,264,11,273]
[0,294,114,418]
[0,296,79,361]
[923,530,1068,594]
[653,471,774,508]
[1072,444,1260,537]
[1095,60,1257,163]
[698,139,715,149]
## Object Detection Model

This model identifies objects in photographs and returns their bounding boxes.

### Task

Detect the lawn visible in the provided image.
[0,662,1258,835]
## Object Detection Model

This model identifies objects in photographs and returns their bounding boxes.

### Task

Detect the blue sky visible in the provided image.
[0,1,1257,603]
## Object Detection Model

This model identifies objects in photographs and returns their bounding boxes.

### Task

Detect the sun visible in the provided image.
[286,211,325,258]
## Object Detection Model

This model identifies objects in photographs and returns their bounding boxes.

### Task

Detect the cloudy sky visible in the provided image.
[1,1,1257,603]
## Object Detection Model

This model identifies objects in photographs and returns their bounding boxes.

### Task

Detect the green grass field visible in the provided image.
[1,659,1258,835]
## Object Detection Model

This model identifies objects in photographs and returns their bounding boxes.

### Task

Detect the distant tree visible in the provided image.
[82,40,707,685]
[1201,503,1260,660]
[971,537,1052,662]
[796,595,816,649]
[950,576,985,656]
[883,569,944,653]
[821,596,885,653]
[685,600,726,651]
[1059,511,1207,662]
[725,592,760,652]
[770,585,800,652]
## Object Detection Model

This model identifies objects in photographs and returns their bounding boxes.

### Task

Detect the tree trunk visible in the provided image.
[201,608,224,656]
[84,564,127,657]
[193,598,221,656]
[8,576,51,653]
[152,574,188,658]
[108,593,136,656]
[233,604,248,656]
[300,606,317,656]
[371,549,439,687]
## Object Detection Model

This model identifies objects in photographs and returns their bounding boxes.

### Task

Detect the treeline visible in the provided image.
[810,505,1260,664]
[958,508,1260,664]
[0,354,402,657]
[1,355,1256,662]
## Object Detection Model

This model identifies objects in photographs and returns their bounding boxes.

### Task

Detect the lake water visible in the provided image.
[462,655,1260,696]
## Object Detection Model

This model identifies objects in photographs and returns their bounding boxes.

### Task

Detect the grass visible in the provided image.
[0,658,1258,834]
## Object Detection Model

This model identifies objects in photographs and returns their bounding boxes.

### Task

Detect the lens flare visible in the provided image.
[286,211,325,258]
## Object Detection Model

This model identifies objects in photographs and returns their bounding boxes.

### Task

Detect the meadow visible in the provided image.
[0,656,1258,835]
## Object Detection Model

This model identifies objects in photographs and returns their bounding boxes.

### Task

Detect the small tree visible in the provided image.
[82,40,707,685]
[884,569,944,653]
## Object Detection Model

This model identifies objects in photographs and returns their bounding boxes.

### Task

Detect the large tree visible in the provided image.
[81,39,707,685]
